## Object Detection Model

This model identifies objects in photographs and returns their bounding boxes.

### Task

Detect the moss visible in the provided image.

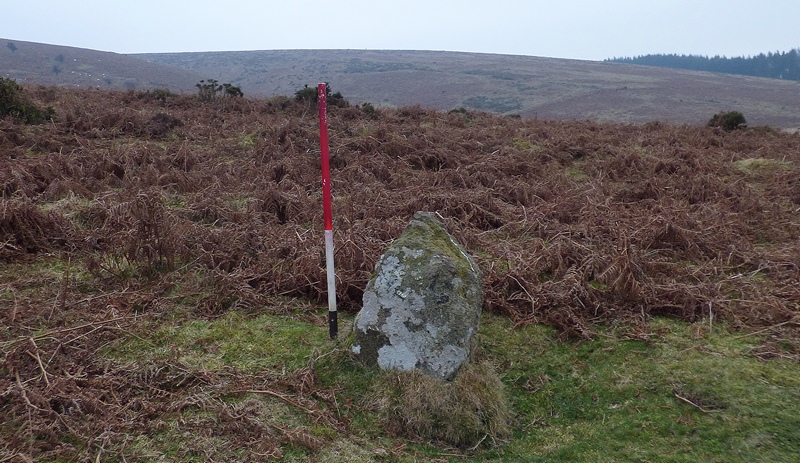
[394,211,482,282]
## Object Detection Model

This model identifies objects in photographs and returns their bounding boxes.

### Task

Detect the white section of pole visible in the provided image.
[324,228,337,338]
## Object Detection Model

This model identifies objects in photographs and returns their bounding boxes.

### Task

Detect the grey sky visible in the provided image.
[2,0,798,61]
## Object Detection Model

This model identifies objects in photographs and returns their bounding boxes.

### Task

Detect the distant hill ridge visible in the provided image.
[129,48,800,128]
[2,38,800,128]
[1,38,201,91]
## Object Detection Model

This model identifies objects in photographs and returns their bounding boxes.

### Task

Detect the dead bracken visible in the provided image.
[1,84,799,461]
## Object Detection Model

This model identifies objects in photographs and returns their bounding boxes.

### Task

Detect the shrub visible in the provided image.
[295,83,347,107]
[708,111,747,131]
[196,79,243,101]
[222,83,243,98]
[263,95,293,112]
[196,79,221,101]
[294,84,319,103]
[0,77,55,124]
[139,88,174,102]
[328,90,347,107]
[359,102,376,116]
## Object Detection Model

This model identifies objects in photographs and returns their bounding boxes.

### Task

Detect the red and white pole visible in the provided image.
[318,83,337,339]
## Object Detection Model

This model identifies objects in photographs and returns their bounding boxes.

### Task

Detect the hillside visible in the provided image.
[136,49,800,128]
[3,39,799,128]
[2,84,800,462]
[1,38,201,91]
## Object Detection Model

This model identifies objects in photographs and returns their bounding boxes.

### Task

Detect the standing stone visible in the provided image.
[352,211,483,381]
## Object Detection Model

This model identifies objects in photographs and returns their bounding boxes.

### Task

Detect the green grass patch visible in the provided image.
[734,157,792,173]
[566,167,588,179]
[223,195,254,212]
[511,138,542,152]
[476,315,800,463]
[103,310,330,374]
[237,131,257,148]
[93,308,800,462]
[0,255,96,299]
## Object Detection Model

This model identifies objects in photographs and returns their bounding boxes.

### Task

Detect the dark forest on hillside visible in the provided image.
[608,48,800,81]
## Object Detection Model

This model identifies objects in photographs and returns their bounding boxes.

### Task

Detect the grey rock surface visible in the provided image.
[352,211,483,381]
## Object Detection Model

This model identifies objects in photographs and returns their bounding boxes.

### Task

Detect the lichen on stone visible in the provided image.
[353,211,483,381]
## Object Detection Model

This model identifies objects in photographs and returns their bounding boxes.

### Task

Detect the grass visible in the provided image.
[366,360,512,447]
[92,308,800,462]
[478,315,800,463]
[102,310,330,374]
[734,157,793,173]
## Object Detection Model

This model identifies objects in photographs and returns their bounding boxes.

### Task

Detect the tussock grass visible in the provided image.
[367,360,512,448]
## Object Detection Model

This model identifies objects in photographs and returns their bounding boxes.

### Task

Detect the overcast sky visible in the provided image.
[2,0,799,61]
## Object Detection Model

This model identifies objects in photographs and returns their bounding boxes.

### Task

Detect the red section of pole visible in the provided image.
[318,83,337,339]
[318,83,333,231]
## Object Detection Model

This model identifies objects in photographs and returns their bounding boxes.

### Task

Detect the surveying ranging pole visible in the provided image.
[318,83,337,339]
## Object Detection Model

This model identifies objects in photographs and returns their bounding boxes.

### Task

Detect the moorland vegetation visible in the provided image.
[1,82,799,462]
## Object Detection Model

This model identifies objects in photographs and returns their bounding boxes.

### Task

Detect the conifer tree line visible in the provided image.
[607,48,800,81]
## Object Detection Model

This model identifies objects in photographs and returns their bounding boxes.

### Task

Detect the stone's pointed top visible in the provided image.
[405,211,447,235]
[352,211,484,381]
[405,211,479,276]
[412,210,445,223]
